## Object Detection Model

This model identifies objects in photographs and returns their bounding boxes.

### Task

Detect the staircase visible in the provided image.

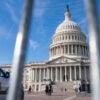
[52,81,80,93]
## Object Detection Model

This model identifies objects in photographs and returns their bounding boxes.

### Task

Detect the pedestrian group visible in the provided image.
[45,84,53,96]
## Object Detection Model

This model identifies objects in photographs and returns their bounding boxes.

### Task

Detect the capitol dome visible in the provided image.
[55,20,81,34]
[49,5,89,60]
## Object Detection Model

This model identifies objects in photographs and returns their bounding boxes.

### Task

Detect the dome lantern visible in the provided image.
[65,5,71,21]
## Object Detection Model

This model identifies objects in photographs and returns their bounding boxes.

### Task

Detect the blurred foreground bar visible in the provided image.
[7,0,33,100]
[85,0,100,100]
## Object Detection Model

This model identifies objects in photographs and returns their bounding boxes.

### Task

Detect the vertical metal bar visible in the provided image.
[84,0,100,100]
[7,0,33,100]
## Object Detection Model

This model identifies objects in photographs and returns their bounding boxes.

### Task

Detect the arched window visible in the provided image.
[66,45,67,53]
[72,35,74,40]
[63,35,64,40]
[69,45,71,53]
[75,36,77,40]
[78,36,79,40]
[69,35,70,40]
[73,45,75,53]
[66,35,67,39]
[60,36,61,40]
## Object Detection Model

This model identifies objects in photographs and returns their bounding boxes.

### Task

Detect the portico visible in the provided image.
[30,65,89,83]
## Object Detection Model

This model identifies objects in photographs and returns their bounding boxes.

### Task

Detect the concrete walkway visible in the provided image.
[0,92,91,100]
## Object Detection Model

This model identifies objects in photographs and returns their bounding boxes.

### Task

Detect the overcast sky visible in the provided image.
[0,0,100,65]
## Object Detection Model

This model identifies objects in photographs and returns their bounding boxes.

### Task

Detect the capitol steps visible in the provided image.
[52,81,75,93]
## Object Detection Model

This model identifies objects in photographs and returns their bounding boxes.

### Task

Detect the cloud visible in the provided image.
[0,26,13,39]
[29,39,38,49]
[4,2,19,23]
[34,0,50,17]
[79,18,87,25]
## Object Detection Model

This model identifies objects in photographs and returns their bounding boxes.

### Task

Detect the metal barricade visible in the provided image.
[85,0,100,100]
[6,0,33,100]
[6,0,100,100]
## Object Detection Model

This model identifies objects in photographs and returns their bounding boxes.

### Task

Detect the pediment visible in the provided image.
[46,56,79,64]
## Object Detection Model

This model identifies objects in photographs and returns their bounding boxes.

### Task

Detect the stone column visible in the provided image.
[84,46,86,56]
[65,67,67,81]
[49,49,51,57]
[43,68,45,79]
[35,69,37,82]
[68,45,69,54]
[87,48,89,57]
[52,49,53,56]
[66,45,67,54]
[39,68,41,82]
[34,69,36,82]
[84,66,87,81]
[58,47,59,55]
[79,46,81,56]
[30,69,32,81]
[53,48,55,55]
[51,67,53,81]
[81,46,83,56]
[74,66,76,80]
[88,66,90,81]
[77,45,79,55]
[64,45,66,54]
[32,69,34,81]
[79,66,81,80]
[53,48,54,56]
[84,66,87,92]
[82,46,84,56]
[57,47,58,55]
[70,66,72,81]
[86,47,87,56]
[51,49,53,56]
[47,68,49,79]
[60,67,62,82]
[55,47,56,55]
[71,45,73,54]
[83,46,85,56]
[55,67,58,82]
[54,47,56,55]
[75,45,77,55]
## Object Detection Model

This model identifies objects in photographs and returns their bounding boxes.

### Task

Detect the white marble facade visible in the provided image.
[1,6,90,92]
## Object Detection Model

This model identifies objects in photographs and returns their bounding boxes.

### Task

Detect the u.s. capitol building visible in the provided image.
[1,6,90,92]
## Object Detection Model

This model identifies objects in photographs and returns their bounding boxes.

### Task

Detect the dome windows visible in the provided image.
[72,35,74,40]
[69,35,70,40]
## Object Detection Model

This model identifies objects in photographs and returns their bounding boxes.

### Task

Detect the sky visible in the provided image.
[0,0,100,65]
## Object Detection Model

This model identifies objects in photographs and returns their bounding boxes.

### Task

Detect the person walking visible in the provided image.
[45,85,48,95]
[28,86,32,94]
[48,84,52,96]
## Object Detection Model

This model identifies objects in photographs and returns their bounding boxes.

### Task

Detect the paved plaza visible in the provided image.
[0,92,91,100]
